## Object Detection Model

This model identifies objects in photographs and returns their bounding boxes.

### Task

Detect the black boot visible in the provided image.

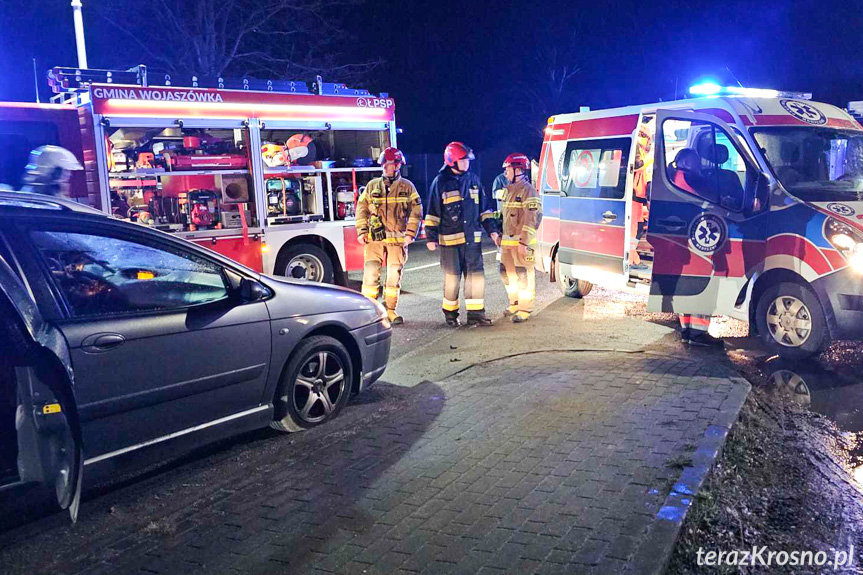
[467,313,493,327]
[687,332,724,348]
[444,312,461,327]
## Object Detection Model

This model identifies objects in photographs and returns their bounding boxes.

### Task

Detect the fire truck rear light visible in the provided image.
[260,243,271,254]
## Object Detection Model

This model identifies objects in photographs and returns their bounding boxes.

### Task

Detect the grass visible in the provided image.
[666,388,861,574]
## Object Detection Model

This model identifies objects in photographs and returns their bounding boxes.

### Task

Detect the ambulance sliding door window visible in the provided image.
[663,119,749,211]
[561,137,631,199]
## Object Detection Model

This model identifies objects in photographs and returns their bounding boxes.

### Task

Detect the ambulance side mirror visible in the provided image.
[751,173,770,212]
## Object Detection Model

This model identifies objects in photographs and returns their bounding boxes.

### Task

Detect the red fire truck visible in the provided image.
[0,66,399,283]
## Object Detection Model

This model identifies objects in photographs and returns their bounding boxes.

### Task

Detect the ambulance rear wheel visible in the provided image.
[279,243,334,284]
[554,254,592,298]
[755,282,827,359]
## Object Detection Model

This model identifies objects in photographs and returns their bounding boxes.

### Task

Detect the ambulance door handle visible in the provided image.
[656,217,687,232]
[601,211,617,222]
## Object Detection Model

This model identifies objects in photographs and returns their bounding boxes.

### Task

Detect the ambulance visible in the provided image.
[536,84,863,358]
[0,66,398,284]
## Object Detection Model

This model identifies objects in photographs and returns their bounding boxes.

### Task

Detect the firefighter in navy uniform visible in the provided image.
[356,147,423,325]
[498,153,542,322]
[425,142,500,327]
[491,171,509,213]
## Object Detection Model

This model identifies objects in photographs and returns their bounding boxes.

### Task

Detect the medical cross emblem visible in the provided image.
[780,100,827,125]
[689,214,727,253]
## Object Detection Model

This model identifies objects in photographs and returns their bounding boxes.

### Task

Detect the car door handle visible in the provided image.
[601,211,617,222]
[81,333,126,353]
[656,217,687,232]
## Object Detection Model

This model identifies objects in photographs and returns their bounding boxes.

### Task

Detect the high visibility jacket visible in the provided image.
[424,167,498,246]
[356,175,423,243]
[499,179,542,247]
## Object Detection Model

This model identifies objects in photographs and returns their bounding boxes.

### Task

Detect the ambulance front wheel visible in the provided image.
[554,254,593,298]
[755,282,827,359]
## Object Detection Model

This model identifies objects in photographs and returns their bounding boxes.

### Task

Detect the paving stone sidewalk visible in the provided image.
[1,350,747,575]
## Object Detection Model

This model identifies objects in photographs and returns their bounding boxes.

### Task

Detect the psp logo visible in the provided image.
[827,202,855,216]
[357,97,395,109]
[780,100,827,125]
[689,214,727,253]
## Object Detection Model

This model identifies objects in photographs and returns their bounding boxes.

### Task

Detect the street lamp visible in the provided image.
[71,0,88,69]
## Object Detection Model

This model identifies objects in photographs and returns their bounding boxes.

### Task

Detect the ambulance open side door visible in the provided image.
[646,109,765,315]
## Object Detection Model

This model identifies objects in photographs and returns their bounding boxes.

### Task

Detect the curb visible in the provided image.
[631,376,752,575]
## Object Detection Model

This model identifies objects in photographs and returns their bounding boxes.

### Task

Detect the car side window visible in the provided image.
[30,230,228,318]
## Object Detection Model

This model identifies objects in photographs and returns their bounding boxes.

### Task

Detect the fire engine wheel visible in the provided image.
[271,336,352,433]
[280,244,334,284]
[554,253,593,298]
[755,282,827,359]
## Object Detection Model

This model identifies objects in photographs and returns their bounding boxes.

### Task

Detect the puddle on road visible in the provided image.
[723,332,863,484]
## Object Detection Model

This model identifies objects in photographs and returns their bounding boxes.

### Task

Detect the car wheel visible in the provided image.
[755,282,827,360]
[554,253,593,298]
[279,243,334,284]
[271,336,352,432]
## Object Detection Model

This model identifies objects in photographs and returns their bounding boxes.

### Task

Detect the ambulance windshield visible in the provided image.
[752,127,863,200]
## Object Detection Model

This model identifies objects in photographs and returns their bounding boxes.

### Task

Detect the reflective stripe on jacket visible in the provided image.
[425,167,498,245]
[500,180,542,247]
[356,176,423,243]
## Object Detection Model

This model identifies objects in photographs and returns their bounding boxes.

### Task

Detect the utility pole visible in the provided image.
[32,59,40,103]
[71,0,88,69]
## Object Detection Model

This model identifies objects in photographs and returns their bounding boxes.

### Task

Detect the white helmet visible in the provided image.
[22,146,83,198]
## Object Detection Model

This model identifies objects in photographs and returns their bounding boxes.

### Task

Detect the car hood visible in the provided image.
[261,275,383,322]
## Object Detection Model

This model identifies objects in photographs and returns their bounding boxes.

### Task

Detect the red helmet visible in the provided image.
[502,153,530,170]
[444,141,475,167]
[378,146,406,166]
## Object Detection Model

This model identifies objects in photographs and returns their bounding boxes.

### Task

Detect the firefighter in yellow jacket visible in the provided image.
[356,147,422,325]
[498,153,543,323]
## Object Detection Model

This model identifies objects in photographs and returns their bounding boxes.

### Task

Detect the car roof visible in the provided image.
[0,191,106,216]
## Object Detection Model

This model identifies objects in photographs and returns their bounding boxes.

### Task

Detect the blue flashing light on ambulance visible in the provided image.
[536,84,863,358]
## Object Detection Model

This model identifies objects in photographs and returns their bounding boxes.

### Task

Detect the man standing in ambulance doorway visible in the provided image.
[425,142,500,327]
[498,153,542,323]
[356,147,423,325]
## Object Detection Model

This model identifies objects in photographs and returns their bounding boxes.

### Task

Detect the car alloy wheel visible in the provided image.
[292,350,347,424]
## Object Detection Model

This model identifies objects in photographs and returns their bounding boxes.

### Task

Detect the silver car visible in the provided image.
[0,192,391,521]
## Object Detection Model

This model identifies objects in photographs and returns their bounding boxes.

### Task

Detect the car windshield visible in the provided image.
[751,127,863,201]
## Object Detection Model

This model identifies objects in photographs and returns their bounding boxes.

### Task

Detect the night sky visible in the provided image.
[2,0,862,161]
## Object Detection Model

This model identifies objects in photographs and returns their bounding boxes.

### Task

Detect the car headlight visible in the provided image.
[369,298,390,326]
[826,218,863,272]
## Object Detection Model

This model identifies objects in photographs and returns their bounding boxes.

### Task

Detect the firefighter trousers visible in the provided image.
[361,242,408,311]
[439,243,485,318]
[679,314,710,334]
[499,246,535,315]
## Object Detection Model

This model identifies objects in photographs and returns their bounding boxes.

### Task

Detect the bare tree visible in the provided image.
[516,30,583,139]
[94,0,380,84]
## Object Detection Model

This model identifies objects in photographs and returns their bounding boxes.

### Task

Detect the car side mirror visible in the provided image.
[239,278,266,303]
